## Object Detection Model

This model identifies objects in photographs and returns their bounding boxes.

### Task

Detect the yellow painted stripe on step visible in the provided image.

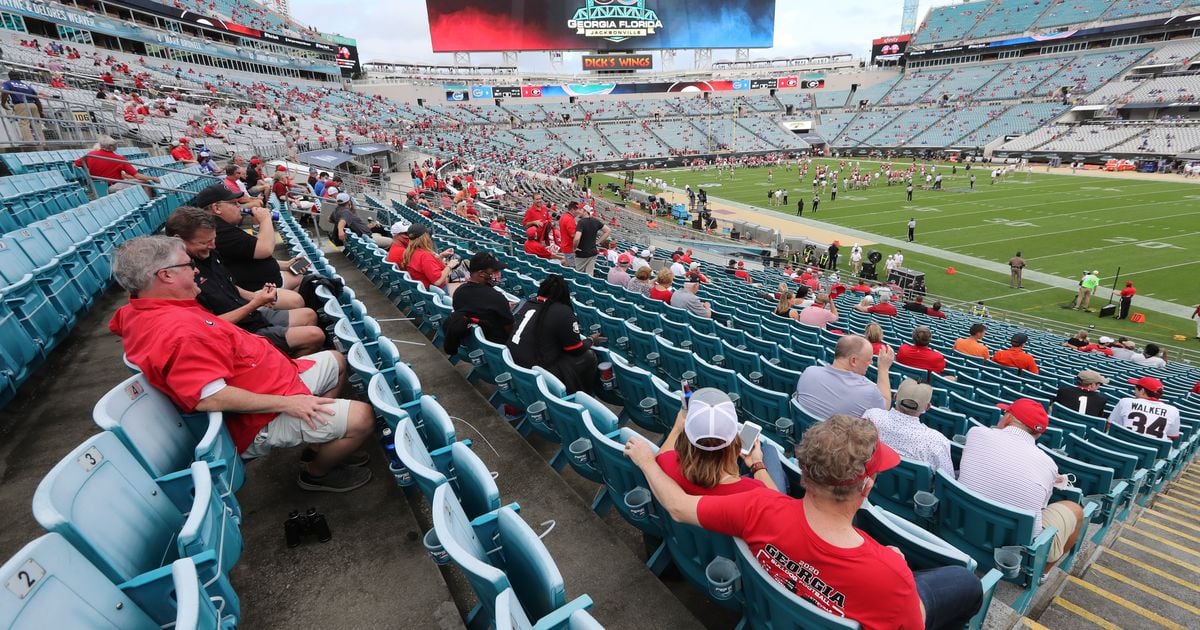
[1139,518,1200,545]
[1167,487,1200,503]
[1153,502,1199,521]
[1117,539,1200,576]
[1158,493,1200,511]
[1051,597,1121,630]
[1172,478,1200,493]
[1125,527,1200,560]
[1091,564,1200,617]
[1144,508,1200,533]
[1102,548,1200,596]
[1067,577,1188,630]
[1021,618,1051,630]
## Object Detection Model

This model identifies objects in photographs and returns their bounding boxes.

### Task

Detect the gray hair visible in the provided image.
[97,135,117,151]
[112,235,185,295]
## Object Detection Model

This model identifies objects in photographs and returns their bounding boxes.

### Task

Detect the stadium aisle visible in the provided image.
[1034,463,1200,629]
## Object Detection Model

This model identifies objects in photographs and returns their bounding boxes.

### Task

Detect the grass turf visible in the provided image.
[592,160,1200,341]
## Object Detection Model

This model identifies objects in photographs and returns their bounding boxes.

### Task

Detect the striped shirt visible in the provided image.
[957,425,1057,534]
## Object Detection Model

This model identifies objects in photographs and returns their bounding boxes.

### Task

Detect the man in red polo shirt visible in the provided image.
[896,326,947,374]
[867,299,898,316]
[169,138,197,164]
[558,201,577,267]
[524,227,559,260]
[75,135,160,193]
[108,235,374,493]
[523,193,551,242]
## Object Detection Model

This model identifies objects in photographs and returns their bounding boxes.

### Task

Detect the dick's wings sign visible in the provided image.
[568,0,663,44]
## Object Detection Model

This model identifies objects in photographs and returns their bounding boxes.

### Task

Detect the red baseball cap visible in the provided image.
[525,227,538,239]
[833,438,900,486]
[997,398,1049,434]
[1128,376,1163,398]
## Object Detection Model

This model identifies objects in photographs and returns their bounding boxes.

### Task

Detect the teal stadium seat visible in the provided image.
[393,418,500,520]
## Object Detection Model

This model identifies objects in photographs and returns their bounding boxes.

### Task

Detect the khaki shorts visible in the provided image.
[242,351,349,459]
[1042,502,1079,563]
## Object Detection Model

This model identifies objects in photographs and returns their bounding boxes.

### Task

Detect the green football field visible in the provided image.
[591,160,1200,341]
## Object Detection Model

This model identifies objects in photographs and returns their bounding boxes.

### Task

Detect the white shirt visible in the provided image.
[1108,397,1181,440]
[957,425,1057,534]
[630,257,650,273]
[1129,354,1166,368]
[863,408,954,474]
[670,261,687,278]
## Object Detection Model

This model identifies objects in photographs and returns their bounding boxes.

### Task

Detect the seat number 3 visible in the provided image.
[1128,412,1166,439]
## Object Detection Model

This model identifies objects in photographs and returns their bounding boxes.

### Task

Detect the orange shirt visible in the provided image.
[953,337,990,360]
[992,347,1038,373]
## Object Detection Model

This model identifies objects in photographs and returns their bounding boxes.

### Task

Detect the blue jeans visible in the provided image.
[913,566,982,630]
[736,442,789,494]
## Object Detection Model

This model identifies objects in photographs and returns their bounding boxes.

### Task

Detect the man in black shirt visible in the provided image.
[166,206,324,356]
[508,275,603,394]
[450,253,514,345]
[572,203,610,276]
[1054,370,1109,417]
[903,295,928,314]
[192,184,304,291]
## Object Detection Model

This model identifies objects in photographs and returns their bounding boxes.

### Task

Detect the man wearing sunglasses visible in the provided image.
[109,235,374,493]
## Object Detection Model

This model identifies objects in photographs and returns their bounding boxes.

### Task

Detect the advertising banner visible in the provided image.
[582,53,654,70]
[426,0,776,52]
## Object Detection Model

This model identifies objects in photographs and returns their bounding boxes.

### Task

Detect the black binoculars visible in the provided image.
[285,508,332,547]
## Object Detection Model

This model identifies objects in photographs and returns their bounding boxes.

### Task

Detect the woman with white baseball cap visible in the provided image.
[655,388,783,494]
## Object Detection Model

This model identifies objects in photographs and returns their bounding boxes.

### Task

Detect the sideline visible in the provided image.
[651,183,1196,320]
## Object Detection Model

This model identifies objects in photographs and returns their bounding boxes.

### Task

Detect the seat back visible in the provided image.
[432,485,506,617]
[583,419,663,536]
[92,374,195,477]
[176,461,243,576]
[495,508,568,622]
[931,468,1036,579]
[732,538,859,629]
[1108,423,1173,459]
[920,406,969,440]
[1064,433,1140,480]
[694,355,739,393]
[870,458,934,524]
[854,502,975,572]
[735,374,793,448]
[1085,428,1157,469]
[31,432,185,582]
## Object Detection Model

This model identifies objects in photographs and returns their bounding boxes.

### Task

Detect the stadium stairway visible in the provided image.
[1031,462,1200,629]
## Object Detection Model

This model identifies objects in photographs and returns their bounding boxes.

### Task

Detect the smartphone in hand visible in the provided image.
[739,422,762,456]
[288,257,311,275]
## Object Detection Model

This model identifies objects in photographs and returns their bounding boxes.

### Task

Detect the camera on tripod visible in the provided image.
[285,507,333,547]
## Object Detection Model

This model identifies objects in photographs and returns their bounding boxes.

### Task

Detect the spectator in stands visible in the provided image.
[169,138,197,165]
[650,269,674,304]
[864,323,890,356]
[1117,281,1136,320]
[508,275,602,394]
[853,295,875,312]
[523,193,551,242]
[1054,370,1109,418]
[556,201,577,268]
[1192,303,1200,340]
[733,261,752,282]
[490,214,508,237]
[953,323,990,360]
[165,206,323,356]
[109,235,374,493]
[626,265,653,297]
[523,226,559,261]
[74,135,160,194]
[403,224,460,294]
[775,288,802,321]
[1,70,44,143]
[572,203,609,275]
[671,282,712,319]
[313,172,329,198]
[655,388,783,493]
[795,335,893,419]
[903,295,928,314]
[864,379,953,474]
[1063,330,1089,350]
[971,301,990,318]
[606,254,632,289]
[1110,338,1137,360]
[631,248,654,273]
[958,399,1085,575]
[797,293,838,329]
[192,185,305,292]
[333,193,391,249]
[625,413,983,629]
[685,262,709,284]
[926,301,947,319]
[220,164,263,208]
[385,221,422,266]
[447,252,513,346]
[1109,377,1181,441]
[197,151,218,175]
[896,326,947,374]
[992,333,1039,374]
[867,295,898,317]
[1129,343,1167,368]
